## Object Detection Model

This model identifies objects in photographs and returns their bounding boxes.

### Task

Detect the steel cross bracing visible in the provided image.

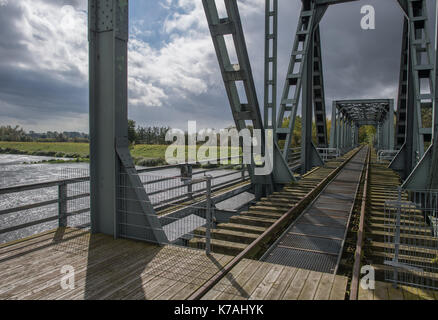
[390,0,436,188]
[264,0,278,131]
[202,0,295,196]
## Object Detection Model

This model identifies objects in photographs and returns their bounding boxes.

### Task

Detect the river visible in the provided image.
[0,154,253,244]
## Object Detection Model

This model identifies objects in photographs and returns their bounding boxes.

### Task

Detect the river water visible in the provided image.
[0,155,253,244]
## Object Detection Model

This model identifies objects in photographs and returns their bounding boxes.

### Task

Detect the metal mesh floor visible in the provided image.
[264,247,338,273]
[300,213,347,228]
[278,233,342,255]
[290,224,346,239]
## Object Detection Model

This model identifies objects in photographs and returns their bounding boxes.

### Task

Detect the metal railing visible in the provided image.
[0,156,249,243]
[117,173,215,253]
[317,148,341,162]
[384,188,438,290]
[377,149,398,163]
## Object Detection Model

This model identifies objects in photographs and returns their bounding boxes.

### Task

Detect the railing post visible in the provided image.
[58,182,67,228]
[181,164,193,199]
[205,176,212,255]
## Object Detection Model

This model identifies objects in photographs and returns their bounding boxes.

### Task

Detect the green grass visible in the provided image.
[0,141,89,158]
[0,142,242,166]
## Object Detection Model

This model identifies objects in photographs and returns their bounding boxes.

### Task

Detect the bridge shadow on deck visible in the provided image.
[81,231,232,300]
[0,228,231,300]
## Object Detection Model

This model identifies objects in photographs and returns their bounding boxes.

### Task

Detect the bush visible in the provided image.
[65,153,81,158]
[55,152,65,158]
[135,157,165,167]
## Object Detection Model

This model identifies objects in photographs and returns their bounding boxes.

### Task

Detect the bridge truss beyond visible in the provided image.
[330,99,395,152]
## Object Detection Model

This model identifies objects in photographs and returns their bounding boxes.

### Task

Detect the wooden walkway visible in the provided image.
[0,228,232,300]
[358,281,438,300]
[0,227,349,300]
[202,259,348,300]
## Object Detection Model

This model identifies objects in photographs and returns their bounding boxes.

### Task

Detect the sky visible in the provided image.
[0,0,436,133]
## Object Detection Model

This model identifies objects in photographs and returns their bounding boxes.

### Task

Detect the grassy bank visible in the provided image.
[0,142,241,167]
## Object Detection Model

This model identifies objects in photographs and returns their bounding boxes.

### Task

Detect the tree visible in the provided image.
[128,119,137,144]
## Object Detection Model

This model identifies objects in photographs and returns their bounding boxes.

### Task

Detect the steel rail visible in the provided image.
[188,145,364,300]
[333,146,369,275]
[349,146,371,300]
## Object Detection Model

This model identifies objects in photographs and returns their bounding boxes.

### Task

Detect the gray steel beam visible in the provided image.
[88,0,167,243]
[301,1,325,173]
[264,0,278,131]
[430,0,438,189]
[329,101,337,148]
[404,0,438,189]
[395,18,409,149]
[392,0,435,183]
[313,27,329,147]
[202,0,294,195]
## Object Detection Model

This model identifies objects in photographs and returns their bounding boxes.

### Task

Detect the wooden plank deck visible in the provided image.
[0,227,351,300]
[358,281,438,300]
[203,259,349,300]
[0,228,233,300]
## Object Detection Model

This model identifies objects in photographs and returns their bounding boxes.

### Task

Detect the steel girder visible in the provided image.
[276,1,326,175]
[264,0,278,132]
[330,99,394,151]
[313,27,329,148]
[202,0,294,196]
[402,0,438,189]
[88,0,168,243]
[391,0,436,185]
[395,18,410,149]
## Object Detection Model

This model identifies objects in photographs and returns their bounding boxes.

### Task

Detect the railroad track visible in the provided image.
[188,147,363,256]
[260,147,369,274]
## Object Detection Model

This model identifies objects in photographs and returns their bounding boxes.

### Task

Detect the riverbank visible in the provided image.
[0,142,241,168]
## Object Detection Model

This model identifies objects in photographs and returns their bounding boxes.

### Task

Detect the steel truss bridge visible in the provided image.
[0,0,438,300]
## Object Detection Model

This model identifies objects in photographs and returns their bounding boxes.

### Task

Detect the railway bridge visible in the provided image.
[0,0,438,300]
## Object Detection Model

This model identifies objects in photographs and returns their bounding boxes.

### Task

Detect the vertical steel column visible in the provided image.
[89,0,167,243]
[329,101,337,148]
[89,0,128,236]
[389,99,395,150]
[264,0,278,131]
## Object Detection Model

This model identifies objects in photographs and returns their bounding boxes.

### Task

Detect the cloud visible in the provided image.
[0,0,436,132]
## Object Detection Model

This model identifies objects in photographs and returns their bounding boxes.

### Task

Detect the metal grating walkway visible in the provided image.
[262,147,368,273]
